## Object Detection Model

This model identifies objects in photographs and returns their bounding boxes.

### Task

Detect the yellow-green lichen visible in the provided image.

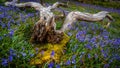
[30,33,70,65]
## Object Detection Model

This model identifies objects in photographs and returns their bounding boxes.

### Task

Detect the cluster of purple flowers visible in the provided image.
[0,4,37,67]
[65,21,120,67]
[74,1,120,15]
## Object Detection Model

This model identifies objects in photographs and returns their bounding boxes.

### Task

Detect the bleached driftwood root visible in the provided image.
[5,1,114,43]
[61,11,114,31]
[5,0,66,43]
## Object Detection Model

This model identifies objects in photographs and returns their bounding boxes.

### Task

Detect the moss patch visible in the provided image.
[30,33,70,65]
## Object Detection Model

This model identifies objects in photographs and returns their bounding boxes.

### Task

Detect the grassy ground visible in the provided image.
[0,1,120,68]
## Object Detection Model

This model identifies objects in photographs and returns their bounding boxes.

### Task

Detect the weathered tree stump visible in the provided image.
[30,18,63,44]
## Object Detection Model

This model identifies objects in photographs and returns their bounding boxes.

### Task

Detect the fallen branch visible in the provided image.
[61,11,114,31]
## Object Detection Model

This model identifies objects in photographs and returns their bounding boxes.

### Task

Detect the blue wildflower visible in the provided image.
[101,49,107,58]
[71,59,76,64]
[21,52,26,57]
[48,62,54,68]
[1,23,6,28]
[1,58,8,66]
[112,54,120,61]
[104,64,109,68]
[76,30,86,42]
[67,32,72,36]
[51,50,55,57]
[65,60,71,65]
[9,29,14,37]
[56,64,60,68]
[30,54,34,57]
[85,44,92,50]
[8,55,13,62]
[7,21,11,29]
[71,55,76,64]
[67,24,73,30]
[100,40,106,47]
[112,38,120,49]
[88,53,91,59]
[72,55,76,59]
[79,21,87,27]
[90,37,96,44]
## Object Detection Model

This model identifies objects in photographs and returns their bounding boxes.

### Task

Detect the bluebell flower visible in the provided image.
[109,58,113,64]
[19,13,26,22]
[67,32,72,36]
[67,24,74,30]
[112,38,120,49]
[21,52,26,57]
[7,21,11,29]
[72,55,76,59]
[103,35,109,40]
[65,60,71,65]
[8,55,13,62]
[101,49,107,58]
[99,41,106,47]
[51,50,55,57]
[93,44,98,48]
[76,30,86,42]
[79,21,87,27]
[1,23,6,28]
[56,64,60,68]
[71,55,76,64]
[101,30,109,37]
[9,48,14,54]
[30,54,34,57]
[48,62,54,68]
[90,37,96,44]
[9,48,16,57]
[112,54,120,61]
[85,44,92,50]
[88,53,91,59]
[71,59,76,64]
[104,64,109,68]
[1,58,8,66]
[9,29,14,37]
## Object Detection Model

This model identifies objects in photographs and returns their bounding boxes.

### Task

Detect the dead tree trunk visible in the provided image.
[5,0,113,43]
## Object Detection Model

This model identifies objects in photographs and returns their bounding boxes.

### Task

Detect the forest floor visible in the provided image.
[0,0,120,68]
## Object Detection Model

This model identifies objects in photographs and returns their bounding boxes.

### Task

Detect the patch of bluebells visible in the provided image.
[65,21,120,67]
[0,4,37,67]
[74,1,120,15]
